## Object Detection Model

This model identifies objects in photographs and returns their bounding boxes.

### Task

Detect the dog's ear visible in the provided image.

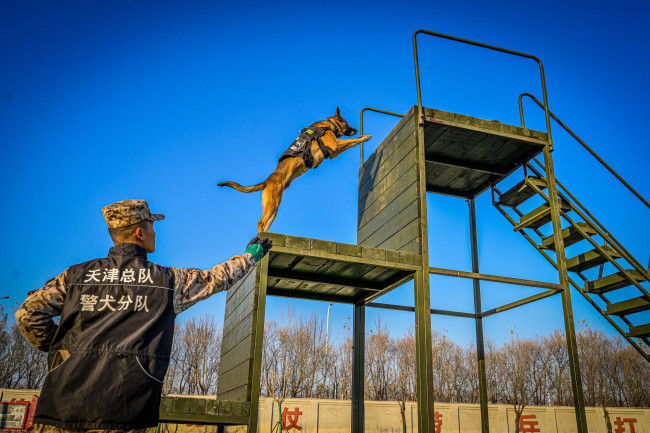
[335,106,341,118]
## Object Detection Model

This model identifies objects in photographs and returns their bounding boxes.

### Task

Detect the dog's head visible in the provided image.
[326,107,358,137]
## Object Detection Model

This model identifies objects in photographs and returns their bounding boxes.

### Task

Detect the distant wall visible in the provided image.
[3,389,647,433]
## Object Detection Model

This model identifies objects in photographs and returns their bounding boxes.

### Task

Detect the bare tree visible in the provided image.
[164,315,222,395]
[502,333,542,430]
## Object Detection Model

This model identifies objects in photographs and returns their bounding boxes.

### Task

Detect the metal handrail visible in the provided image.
[524,161,650,294]
[519,93,650,209]
[492,184,650,360]
[527,158,649,282]
[359,107,404,166]
[413,29,554,150]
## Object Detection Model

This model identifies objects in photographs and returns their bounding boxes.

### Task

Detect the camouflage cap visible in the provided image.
[102,199,165,229]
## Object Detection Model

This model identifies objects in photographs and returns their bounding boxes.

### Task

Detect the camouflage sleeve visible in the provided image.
[172,252,256,314]
[14,270,68,352]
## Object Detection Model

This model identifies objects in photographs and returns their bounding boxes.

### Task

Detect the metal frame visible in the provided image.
[354,29,592,433]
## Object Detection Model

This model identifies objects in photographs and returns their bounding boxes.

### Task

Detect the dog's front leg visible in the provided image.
[327,135,372,158]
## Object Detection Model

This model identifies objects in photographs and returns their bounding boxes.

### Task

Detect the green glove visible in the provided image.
[245,236,273,262]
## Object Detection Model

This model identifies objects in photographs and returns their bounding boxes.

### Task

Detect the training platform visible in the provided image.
[419,107,547,198]
[160,105,551,432]
[159,233,421,426]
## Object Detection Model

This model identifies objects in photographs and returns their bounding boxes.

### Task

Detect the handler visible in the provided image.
[15,199,271,433]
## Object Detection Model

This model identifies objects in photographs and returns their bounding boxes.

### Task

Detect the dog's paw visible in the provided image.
[361,135,372,141]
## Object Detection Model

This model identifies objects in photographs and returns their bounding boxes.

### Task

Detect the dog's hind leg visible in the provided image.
[258,181,284,233]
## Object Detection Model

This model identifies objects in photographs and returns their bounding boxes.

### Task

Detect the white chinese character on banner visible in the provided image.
[138,268,154,284]
[117,295,133,311]
[134,295,149,312]
[121,268,135,283]
[80,294,99,311]
[84,269,101,283]
[98,295,116,311]
[103,268,119,282]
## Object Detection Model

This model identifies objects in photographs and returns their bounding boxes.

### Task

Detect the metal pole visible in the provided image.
[351,303,365,433]
[412,29,554,148]
[469,198,489,433]
[542,141,588,433]
[326,302,333,355]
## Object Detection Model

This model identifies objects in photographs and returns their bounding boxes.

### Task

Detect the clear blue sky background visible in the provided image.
[2,0,648,349]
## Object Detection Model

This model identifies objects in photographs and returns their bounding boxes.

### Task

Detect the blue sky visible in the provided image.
[1,0,648,349]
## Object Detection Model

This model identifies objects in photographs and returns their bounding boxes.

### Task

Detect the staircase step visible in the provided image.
[605,296,650,316]
[627,323,650,338]
[498,177,547,207]
[586,270,647,294]
[514,200,571,231]
[566,246,622,272]
[541,222,598,250]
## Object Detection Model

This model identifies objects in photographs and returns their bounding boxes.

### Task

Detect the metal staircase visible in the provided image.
[492,156,650,361]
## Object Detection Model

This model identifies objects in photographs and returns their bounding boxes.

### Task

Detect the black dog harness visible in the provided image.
[279,123,340,168]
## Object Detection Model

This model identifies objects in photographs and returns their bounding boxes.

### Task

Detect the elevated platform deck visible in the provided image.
[262,232,420,304]
[420,107,548,198]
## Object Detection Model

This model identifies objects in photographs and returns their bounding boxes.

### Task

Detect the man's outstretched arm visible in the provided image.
[172,237,272,314]
[15,270,68,352]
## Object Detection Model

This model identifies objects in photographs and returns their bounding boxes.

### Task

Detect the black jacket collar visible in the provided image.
[108,243,148,259]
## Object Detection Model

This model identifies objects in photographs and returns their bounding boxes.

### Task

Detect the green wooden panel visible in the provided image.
[221,310,255,355]
[361,246,386,261]
[291,255,329,273]
[359,140,417,196]
[358,182,418,240]
[399,238,422,255]
[285,235,310,250]
[268,251,299,270]
[218,400,251,417]
[311,238,337,254]
[258,232,286,247]
[224,268,257,320]
[377,218,421,252]
[358,167,418,229]
[215,383,247,405]
[361,110,416,172]
[386,249,401,263]
[217,358,252,396]
[358,163,418,222]
[400,251,422,266]
[219,334,254,376]
[358,151,419,209]
[359,198,419,246]
[190,397,206,415]
[172,397,194,413]
[268,277,302,291]
[337,243,362,257]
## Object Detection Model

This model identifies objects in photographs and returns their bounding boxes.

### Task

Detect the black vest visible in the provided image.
[279,126,333,168]
[34,243,176,429]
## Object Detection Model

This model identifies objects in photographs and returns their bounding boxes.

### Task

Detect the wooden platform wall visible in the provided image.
[216,263,266,409]
[358,107,423,254]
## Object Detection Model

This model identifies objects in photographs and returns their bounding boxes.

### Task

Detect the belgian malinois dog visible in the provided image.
[219,107,371,232]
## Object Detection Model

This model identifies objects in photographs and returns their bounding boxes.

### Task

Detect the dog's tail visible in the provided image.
[218,180,265,193]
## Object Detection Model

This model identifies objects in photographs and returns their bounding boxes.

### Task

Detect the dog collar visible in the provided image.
[324,119,342,137]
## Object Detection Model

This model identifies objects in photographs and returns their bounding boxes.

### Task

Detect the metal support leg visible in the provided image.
[248,255,269,433]
[351,303,365,433]
[543,146,588,433]
[469,198,489,433]
[414,270,435,433]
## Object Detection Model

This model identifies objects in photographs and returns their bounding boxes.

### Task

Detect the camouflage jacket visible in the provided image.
[15,243,255,352]
[14,242,256,429]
